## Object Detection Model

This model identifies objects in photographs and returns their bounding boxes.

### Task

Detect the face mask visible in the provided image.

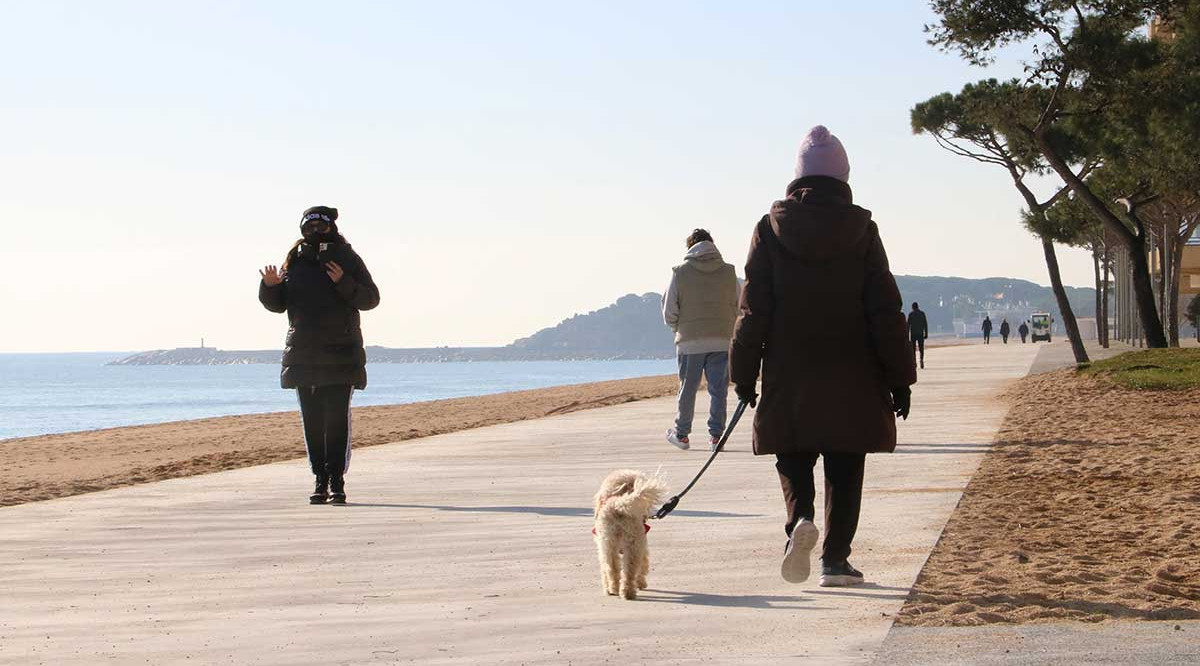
[300,221,339,245]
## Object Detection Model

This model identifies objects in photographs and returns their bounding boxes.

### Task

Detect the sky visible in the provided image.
[2,1,1100,353]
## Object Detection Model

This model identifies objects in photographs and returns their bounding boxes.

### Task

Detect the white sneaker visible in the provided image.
[710,436,722,452]
[781,519,819,583]
[665,429,690,450]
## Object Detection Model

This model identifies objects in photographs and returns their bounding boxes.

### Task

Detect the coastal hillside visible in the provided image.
[509,293,673,357]
[112,276,1098,365]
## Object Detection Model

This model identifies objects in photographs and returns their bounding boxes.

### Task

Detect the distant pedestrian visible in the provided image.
[663,229,740,452]
[730,126,916,588]
[999,319,1011,344]
[907,302,929,369]
[259,206,380,505]
[982,316,993,344]
[1018,321,1029,343]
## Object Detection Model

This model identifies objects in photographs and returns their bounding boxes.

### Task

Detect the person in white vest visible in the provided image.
[662,229,741,451]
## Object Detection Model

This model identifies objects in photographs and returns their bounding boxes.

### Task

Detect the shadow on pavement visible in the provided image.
[344,503,759,518]
[640,589,829,610]
[805,583,910,600]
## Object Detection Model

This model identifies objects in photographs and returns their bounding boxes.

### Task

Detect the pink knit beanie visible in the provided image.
[794,125,850,183]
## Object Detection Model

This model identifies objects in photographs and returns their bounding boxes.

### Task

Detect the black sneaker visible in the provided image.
[329,474,346,505]
[819,560,865,587]
[309,475,330,504]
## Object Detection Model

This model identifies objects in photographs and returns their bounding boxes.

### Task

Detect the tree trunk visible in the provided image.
[1159,228,1172,346]
[1101,246,1111,348]
[1127,234,1167,347]
[1042,238,1089,364]
[1032,135,1168,347]
[1093,249,1103,347]
[1169,232,1185,347]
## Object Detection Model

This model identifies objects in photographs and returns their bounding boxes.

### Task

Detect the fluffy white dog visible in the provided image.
[592,469,667,600]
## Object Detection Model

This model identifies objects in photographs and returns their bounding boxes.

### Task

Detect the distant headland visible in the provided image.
[110,276,1098,366]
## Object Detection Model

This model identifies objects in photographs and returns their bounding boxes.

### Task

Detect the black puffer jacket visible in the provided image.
[259,240,380,389]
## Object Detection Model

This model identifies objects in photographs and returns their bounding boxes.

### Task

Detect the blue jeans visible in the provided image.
[674,351,729,439]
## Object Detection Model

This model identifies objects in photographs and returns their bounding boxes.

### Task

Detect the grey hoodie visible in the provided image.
[662,241,741,354]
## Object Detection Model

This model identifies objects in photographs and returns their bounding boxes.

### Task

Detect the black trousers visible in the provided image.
[297,385,354,477]
[776,452,866,564]
[912,337,925,364]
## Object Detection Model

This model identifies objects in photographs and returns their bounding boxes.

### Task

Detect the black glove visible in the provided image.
[735,384,758,408]
[891,386,911,420]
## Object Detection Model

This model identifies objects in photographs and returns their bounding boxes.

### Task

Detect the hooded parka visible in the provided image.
[259,239,380,389]
[729,177,916,455]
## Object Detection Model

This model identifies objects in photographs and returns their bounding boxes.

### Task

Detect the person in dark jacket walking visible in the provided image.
[981,316,993,344]
[907,302,929,369]
[729,126,916,588]
[999,319,1011,344]
[1018,321,1030,343]
[259,206,380,505]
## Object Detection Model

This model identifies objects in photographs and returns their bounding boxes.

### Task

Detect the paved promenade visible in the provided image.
[1,343,1040,665]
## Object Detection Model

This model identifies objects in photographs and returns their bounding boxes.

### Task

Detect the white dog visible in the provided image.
[592,469,667,600]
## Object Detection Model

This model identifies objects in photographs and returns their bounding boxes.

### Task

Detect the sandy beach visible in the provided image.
[898,366,1200,626]
[1,374,676,507]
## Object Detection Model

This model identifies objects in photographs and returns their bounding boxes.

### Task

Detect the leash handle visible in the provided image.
[653,399,749,520]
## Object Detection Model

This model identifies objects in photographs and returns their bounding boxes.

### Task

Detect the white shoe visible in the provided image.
[710,436,722,452]
[781,519,819,583]
[665,429,690,450]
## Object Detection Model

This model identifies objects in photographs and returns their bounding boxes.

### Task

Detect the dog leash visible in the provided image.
[652,399,749,520]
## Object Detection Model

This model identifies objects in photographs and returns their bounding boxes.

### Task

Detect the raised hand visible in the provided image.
[259,265,283,287]
[325,261,344,284]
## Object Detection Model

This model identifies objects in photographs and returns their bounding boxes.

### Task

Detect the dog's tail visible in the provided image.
[604,472,668,517]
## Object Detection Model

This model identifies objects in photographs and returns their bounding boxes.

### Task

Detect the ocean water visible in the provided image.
[0,353,676,440]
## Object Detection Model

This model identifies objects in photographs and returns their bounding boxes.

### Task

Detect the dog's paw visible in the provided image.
[620,586,637,600]
[637,578,648,590]
[605,585,619,596]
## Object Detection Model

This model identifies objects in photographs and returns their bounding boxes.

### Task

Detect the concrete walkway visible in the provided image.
[0,343,1040,665]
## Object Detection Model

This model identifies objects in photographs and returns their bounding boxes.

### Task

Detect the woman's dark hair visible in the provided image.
[686,228,713,248]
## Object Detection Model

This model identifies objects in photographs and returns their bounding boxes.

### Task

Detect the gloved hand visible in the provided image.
[891,386,911,420]
[735,384,758,408]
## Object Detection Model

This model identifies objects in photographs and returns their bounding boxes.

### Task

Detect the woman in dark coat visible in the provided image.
[259,206,380,504]
[729,126,916,587]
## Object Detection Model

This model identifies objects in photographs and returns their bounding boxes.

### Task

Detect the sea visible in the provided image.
[0,353,677,441]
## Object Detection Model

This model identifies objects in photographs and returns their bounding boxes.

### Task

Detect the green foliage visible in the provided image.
[1079,347,1200,389]
[926,1,1169,69]
[911,78,1075,171]
[1031,192,1095,243]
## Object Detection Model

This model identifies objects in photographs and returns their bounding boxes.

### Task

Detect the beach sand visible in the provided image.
[1,374,676,507]
[898,368,1200,626]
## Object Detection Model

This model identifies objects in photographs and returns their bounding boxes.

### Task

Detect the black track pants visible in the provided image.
[775,452,866,564]
[297,385,354,477]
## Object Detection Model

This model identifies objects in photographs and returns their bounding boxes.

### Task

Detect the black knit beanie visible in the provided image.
[301,206,338,225]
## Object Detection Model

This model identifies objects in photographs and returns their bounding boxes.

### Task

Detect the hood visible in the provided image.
[768,176,873,261]
[682,240,727,272]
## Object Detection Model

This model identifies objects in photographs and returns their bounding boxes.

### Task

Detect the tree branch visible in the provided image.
[930,132,1008,167]
[1039,160,1099,209]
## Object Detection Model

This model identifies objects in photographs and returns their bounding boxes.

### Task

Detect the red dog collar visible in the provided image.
[592,523,650,536]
